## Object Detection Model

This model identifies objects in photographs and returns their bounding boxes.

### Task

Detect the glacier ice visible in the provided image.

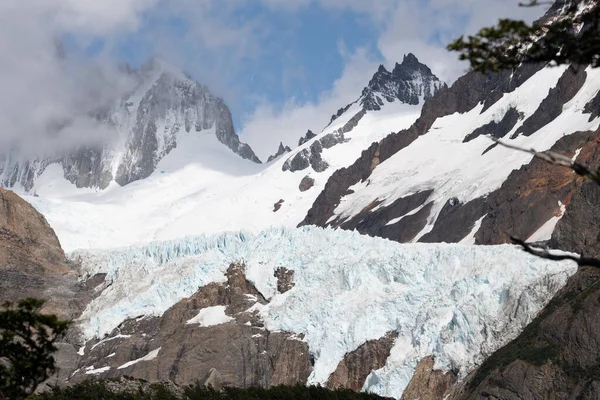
[73,226,577,398]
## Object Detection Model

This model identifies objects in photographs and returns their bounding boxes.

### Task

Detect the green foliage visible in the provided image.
[0,298,70,400]
[448,2,600,72]
[35,380,393,400]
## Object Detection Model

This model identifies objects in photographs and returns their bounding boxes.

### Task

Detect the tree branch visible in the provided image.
[511,237,600,267]
[492,137,600,185]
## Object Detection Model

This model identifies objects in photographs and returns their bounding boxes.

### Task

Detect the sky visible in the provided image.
[0,0,546,161]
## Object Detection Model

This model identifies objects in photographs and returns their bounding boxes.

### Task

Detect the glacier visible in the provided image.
[73,226,577,398]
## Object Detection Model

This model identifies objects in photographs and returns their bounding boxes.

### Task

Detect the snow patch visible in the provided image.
[527,201,566,242]
[459,215,486,245]
[117,347,161,370]
[85,366,110,375]
[186,306,233,326]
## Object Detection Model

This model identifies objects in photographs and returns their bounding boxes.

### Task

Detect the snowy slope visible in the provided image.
[24,92,421,251]
[72,227,577,398]
[325,65,600,242]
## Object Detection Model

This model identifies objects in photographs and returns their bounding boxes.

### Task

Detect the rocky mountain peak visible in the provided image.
[361,53,446,110]
[0,60,261,191]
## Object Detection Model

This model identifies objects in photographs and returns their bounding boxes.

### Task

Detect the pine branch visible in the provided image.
[511,237,600,267]
[492,137,600,185]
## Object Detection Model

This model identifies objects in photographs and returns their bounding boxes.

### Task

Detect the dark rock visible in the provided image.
[70,263,313,389]
[282,139,330,173]
[298,130,317,146]
[337,109,367,134]
[320,133,348,149]
[583,89,600,122]
[327,332,398,391]
[419,197,487,244]
[513,65,587,138]
[361,54,446,110]
[298,176,315,192]
[309,141,329,172]
[328,190,434,243]
[274,267,295,294]
[266,142,292,163]
[402,356,457,400]
[282,150,310,172]
[463,107,523,143]
[0,188,83,319]
[326,104,353,127]
[476,130,596,245]
[273,199,284,212]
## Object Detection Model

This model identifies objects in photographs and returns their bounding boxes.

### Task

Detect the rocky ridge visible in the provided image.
[281,53,445,174]
[0,60,260,191]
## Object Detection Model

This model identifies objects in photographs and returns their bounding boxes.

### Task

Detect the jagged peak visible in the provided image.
[377,64,389,74]
[402,52,420,66]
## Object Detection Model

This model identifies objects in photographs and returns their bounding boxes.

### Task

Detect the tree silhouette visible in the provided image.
[448,1,600,72]
[0,298,70,400]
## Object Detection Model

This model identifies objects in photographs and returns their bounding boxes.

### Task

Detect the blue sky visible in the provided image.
[65,2,383,130]
[1,0,545,159]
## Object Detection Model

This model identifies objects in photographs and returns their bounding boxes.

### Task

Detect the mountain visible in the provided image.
[282,53,445,175]
[301,61,599,247]
[4,2,600,397]
[18,54,434,251]
[0,60,260,191]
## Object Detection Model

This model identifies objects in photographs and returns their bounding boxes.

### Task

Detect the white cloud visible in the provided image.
[239,47,379,161]
[238,0,549,156]
[0,0,157,155]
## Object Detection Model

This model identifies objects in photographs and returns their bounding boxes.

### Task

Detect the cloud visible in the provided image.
[377,0,546,82]
[238,0,549,156]
[0,0,155,156]
[239,47,379,161]
[0,0,552,161]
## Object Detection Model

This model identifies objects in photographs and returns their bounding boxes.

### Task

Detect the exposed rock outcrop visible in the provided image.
[273,199,285,212]
[402,356,457,400]
[0,188,99,319]
[327,332,398,392]
[70,263,313,388]
[267,142,292,163]
[361,54,446,110]
[513,65,587,138]
[298,130,317,146]
[274,267,295,294]
[299,176,315,192]
[282,140,329,173]
[0,61,260,191]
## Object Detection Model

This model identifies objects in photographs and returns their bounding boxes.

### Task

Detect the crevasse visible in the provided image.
[74,226,577,398]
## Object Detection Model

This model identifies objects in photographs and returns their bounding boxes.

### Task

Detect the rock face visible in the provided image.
[266,142,292,163]
[361,54,446,110]
[283,54,444,175]
[298,130,317,146]
[0,60,260,191]
[402,356,457,400]
[298,176,315,192]
[450,265,600,400]
[0,188,97,319]
[327,332,398,392]
[282,133,348,173]
[300,60,543,230]
[69,263,313,389]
